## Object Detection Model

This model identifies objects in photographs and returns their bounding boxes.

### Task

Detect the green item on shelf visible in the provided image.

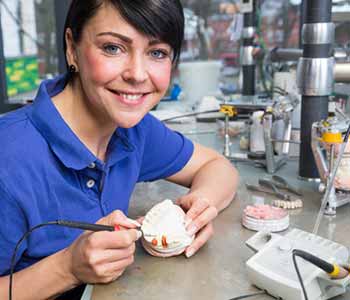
[5,56,39,97]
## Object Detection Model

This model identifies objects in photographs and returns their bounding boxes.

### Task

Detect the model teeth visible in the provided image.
[120,93,143,101]
[141,199,194,257]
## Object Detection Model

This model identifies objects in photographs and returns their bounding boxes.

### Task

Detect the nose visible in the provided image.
[122,54,148,84]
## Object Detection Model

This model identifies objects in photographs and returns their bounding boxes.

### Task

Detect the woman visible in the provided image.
[0,0,238,299]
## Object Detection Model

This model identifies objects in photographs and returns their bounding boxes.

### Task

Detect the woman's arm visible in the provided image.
[166,142,239,257]
[0,249,78,300]
[167,142,239,211]
[0,211,141,300]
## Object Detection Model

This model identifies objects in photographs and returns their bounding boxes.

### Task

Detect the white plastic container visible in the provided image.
[250,110,265,153]
[178,60,222,106]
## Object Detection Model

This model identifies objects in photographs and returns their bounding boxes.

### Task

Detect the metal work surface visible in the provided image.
[84,122,350,300]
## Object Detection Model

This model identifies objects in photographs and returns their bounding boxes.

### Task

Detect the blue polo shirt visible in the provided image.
[0,74,194,276]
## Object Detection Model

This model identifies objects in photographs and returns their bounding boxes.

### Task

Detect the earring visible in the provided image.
[69,64,76,73]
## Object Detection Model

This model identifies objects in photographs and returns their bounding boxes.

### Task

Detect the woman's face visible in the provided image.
[67,4,173,128]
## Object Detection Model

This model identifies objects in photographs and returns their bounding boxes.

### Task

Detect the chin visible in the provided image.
[114,115,144,129]
[111,109,153,128]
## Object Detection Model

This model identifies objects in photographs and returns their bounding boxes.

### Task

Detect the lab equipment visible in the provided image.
[220,104,238,157]
[246,181,291,201]
[250,110,265,153]
[259,179,292,201]
[262,94,300,174]
[246,229,350,300]
[271,175,303,196]
[239,0,254,13]
[311,116,350,216]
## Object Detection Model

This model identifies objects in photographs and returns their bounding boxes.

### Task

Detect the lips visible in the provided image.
[108,88,150,106]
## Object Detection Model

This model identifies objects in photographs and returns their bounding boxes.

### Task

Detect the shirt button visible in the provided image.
[86,179,95,188]
[88,162,96,169]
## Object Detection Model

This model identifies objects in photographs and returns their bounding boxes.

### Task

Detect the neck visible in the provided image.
[52,79,116,161]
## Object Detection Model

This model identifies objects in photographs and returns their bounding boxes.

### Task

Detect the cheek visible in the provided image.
[150,64,172,93]
[80,49,119,83]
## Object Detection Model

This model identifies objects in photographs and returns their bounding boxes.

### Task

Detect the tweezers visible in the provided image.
[246,182,291,201]
[271,175,303,196]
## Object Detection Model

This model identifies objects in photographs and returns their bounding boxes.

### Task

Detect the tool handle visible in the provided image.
[272,175,302,196]
[259,179,289,200]
[56,220,118,232]
[245,183,272,194]
[245,183,276,196]
[245,183,264,193]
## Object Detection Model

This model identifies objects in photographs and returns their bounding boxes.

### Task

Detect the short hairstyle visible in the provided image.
[63,0,184,67]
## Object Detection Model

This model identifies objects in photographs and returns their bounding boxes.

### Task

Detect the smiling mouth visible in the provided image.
[108,89,151,101]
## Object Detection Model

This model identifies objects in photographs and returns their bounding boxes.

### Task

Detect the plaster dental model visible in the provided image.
[141,199,194,257]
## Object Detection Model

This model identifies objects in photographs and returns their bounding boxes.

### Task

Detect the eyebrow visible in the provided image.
[97,32,167,47]
[97,32,132,43]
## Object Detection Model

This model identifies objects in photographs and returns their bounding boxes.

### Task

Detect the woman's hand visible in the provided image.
[64,210,141,285]
[176,194,218,258]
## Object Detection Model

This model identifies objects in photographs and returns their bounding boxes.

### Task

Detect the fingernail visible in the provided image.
[185,248,195,258]
[187,224,198,236]
[127,218,142,227]
[136,230,142,240]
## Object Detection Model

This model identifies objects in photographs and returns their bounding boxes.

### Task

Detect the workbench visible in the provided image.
[82,121,350,300]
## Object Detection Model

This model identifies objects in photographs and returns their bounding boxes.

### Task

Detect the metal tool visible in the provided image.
[220,104,237,157]
[258,179,291,201]
[246,229,350,300]
[313,121,350,233]
[245,182,290,201]
[311,116,350,216]
[271,175,302,196]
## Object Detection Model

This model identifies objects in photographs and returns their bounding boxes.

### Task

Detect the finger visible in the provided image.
[184,198,210,227]
[86,243,135,265]
[176,194,196,210]
[86,229,141,250]
[135,216,145,225]
[97,210,141,229]
[186,206,218,236]
[185,223,214,258]
[94,256,134,282]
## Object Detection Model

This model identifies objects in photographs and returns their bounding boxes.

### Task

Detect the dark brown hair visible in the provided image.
[63,0,184,68]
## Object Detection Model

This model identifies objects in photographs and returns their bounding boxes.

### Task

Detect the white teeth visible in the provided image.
[120,93,143,101]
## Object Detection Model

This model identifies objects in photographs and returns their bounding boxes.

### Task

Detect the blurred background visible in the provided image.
[0,0,349,109]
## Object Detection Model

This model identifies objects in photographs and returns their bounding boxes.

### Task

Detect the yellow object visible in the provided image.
[329,264,340,277]
[322,132,343,144]
[266,106,273,113]
[220,105,237,117]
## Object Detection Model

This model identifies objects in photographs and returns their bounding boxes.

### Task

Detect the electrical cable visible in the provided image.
[292,248,349,300]
[292,251,309,300]
[8,220,118,300]
[160,109,219,122]
[273,86,288,96]
[228,290,267,300]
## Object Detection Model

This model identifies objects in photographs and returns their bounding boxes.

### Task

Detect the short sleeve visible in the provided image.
[137,114,194,182]
[0,179,27,276]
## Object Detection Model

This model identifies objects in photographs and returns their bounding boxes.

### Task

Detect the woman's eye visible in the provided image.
[150,50,168,59]
[103,44,121,55]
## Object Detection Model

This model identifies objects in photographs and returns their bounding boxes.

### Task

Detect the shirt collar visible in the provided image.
[27,74,135,170]
[106,128,135,168]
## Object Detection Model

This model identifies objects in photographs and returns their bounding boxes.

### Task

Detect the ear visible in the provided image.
[65,28,79,70]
